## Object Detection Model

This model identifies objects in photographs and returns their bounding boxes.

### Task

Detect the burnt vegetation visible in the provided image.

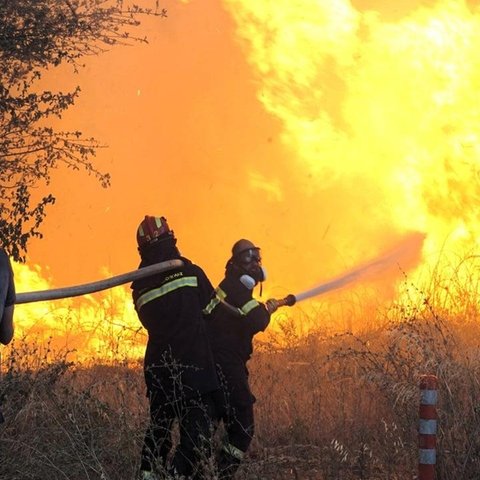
[0,0,165,261]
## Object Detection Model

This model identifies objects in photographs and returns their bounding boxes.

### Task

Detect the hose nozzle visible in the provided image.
[276,294,296,308]
[265,294,296,314]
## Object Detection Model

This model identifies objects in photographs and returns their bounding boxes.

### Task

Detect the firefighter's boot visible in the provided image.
[217,443,244,480]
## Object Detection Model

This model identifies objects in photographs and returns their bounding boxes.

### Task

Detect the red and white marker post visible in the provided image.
[418,374,438,480]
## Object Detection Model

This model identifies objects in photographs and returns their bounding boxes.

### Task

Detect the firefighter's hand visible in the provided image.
[265,299,279,314]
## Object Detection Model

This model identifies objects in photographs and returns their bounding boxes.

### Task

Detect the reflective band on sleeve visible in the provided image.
[203,288,243,316]
[222,443,245,460]
[421,389,438,405]
[203,297,220,314]
[419,419,437,435]
[419,449,436,465]
[203,288,227,314]
[136,277,198,310]
[240,298,259,315]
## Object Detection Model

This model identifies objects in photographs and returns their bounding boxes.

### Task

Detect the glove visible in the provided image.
[265,298,279,314]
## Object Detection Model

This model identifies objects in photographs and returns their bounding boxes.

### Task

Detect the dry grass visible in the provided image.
[2,259,480,479]
[0,343,146,480]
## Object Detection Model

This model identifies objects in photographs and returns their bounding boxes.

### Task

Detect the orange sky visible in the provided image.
[18,0,480,309]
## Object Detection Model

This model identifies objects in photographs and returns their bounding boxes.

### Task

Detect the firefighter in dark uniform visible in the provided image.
[204,239,278,479]
[0,249,15,347]
[131,216,219,480]
[0,248,16,424]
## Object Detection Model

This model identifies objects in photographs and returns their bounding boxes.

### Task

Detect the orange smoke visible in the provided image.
[12,0,480,355]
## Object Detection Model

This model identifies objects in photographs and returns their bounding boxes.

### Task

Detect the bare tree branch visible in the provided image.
[0,0,166,261]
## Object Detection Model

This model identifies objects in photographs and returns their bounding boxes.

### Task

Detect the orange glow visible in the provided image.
[12,263,146,361]
[12,0,480,358]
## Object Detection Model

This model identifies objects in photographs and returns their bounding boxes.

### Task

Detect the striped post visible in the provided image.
[419,374,438,480]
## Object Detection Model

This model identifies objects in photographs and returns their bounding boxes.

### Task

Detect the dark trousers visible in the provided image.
[141,390,215,478]
[215,396,255,480]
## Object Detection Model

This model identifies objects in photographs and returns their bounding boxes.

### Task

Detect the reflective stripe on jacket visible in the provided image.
[136,276,198,310]
[204,287,260,317]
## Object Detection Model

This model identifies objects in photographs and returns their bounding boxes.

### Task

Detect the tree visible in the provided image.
[0,0,166,261]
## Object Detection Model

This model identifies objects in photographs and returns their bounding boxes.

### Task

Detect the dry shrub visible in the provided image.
[243,257,480,480]
[0,339,147,480]
[2,256,480,479]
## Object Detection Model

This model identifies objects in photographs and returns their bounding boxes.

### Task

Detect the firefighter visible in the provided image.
[204,239,278,479]
[131,216,219,480]
[0,248,15,346]
[0,248,15,424]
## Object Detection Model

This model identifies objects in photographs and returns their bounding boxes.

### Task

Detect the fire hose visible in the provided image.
[15,260,184,304]
[16,233,420,308]
[14,260,345,311]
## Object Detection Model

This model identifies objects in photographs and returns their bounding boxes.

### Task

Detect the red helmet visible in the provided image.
[136,216,173,248]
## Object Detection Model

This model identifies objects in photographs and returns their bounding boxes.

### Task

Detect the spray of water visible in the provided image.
[294,232,425,302]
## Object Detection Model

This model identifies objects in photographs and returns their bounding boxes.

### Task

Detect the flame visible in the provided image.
[12,263,145,362]
[223,0,480,256]
[12,0,480,356]
[220,0,480,303]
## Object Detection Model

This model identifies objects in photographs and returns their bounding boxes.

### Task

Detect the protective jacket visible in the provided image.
[0,250,15,319]
[0,250,15,422]
[205,265,270,407]
[132,255,219,398]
